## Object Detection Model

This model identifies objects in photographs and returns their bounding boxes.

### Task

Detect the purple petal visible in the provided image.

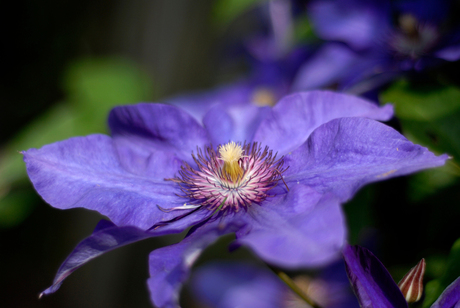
[435,44,460,61]
[291,43,361,91]
[343,245,408,308]
[431,276,460,308]
[23,134,189,229]
[253,91,393,155]
[40,210,214,298]
[309,0,391,50]
[292,44,397,94]
[108,103,209,164]
[40,220,156,297]
[235,185,346,268]
[111,135,183,179]
[344,70,401,96]
[284,117,448,201]
[162,82,256,123]
[203,103,271,145]
[147,218,244,308]
[191,262,286,308]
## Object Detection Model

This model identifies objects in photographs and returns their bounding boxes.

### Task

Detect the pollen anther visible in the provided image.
[219,142,244,182]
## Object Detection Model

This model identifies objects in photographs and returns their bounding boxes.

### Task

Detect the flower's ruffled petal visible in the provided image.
[108,103,209,164]
[203,103,271,146]
[235,185,346,268]
[40,220,156,297]
[284,117,448,201]
[191,261,286,308]
[147,219,244,308]
[291,43,361,91]
[309,0,391,50]
[253,91,393,155]
[111,135,183,179]
[431,276,460,308]
[23,134,191,229]
[343,245,408,308]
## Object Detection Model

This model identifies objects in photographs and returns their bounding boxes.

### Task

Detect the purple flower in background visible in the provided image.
[164,1,312,123]
[293,0,460,94]
[191,260,359,308]
[343,245,460,308]
[23,90,447,307]
[243,0,312,94]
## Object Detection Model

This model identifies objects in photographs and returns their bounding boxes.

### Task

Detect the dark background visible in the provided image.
[1,1,460,307]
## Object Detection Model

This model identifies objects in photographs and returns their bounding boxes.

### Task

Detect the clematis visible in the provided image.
[343,245,460,307]
[293,0,460,94]
[23,90,448,307]
[191,260,359,308]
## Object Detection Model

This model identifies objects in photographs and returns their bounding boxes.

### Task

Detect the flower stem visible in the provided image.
[269,266,323,308]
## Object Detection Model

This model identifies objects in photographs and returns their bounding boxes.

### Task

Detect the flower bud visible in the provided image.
[397,258,426,303]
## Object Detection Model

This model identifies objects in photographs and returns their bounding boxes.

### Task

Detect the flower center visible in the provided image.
[252,88,277,107]
[166,142,288,212]
[390,14,439,59]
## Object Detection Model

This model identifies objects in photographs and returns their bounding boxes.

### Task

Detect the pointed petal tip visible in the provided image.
[38,289,49,299]
[398,258,426,303]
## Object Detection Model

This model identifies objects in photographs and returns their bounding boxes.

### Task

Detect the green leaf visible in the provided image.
[423,280,442,308]
[66,57,154,122]
[0,57,154,227]
[293,16,318,43]
[407,163,459,202]
[440,239,460,289]
[422,238,460,307]
[0,189,37,228]
[381,80,460,121]
[0,104,79,188]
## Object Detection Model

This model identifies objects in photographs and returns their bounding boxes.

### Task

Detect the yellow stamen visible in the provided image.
[219,142,244,182]
[252,88,277,106]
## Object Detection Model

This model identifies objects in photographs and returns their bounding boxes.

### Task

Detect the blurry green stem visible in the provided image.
[269,266,323,308]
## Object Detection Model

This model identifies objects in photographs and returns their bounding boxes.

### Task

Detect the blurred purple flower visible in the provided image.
[191,260,359,308]
[343,245,460,308]
[293,0,460,94]
[244,0,312,93]
[193,0,312,113]
[24,90,447,307]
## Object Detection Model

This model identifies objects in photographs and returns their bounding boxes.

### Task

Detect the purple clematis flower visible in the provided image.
[293,0,460,94]
[165,2,311,123]
[191,260,359,308]
[343,245,460,308]
[23,90,447,307]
